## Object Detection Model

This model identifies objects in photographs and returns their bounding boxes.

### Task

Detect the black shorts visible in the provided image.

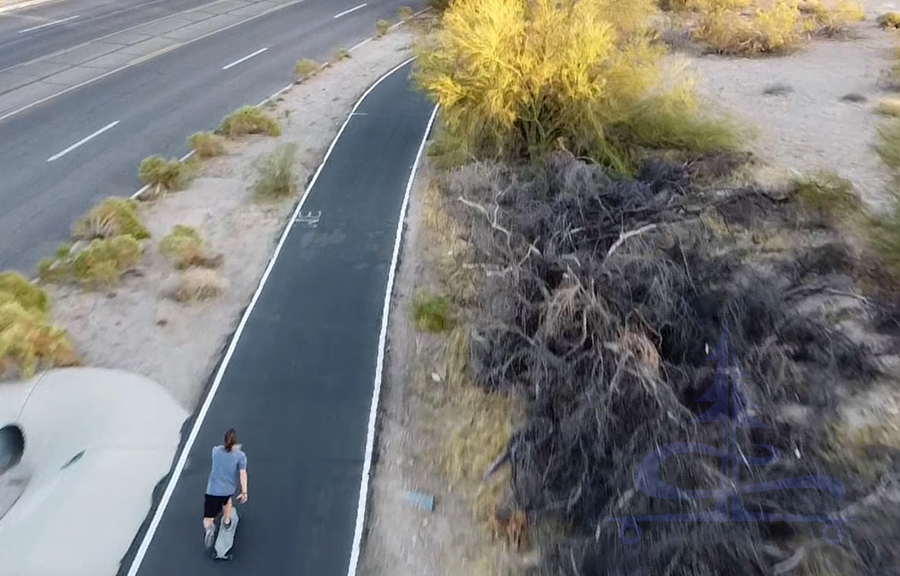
[204,494,231,518]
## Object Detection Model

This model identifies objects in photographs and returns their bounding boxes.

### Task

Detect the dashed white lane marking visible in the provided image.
[222,47,268,70]
[18,15,79,34]
[46,120,118,162]
[333,3,366,18]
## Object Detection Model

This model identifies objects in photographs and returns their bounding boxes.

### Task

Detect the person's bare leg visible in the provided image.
[222,498,233,527]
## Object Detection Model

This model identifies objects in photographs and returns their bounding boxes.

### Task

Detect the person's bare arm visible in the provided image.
[239,469,247,502]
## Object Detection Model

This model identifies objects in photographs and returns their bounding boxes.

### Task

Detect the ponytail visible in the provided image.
[224,429,237,452]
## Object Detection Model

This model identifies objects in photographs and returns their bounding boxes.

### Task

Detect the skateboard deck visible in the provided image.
[212,507,239,560]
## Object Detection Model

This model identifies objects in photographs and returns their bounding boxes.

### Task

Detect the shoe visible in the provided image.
[204,525,215,548]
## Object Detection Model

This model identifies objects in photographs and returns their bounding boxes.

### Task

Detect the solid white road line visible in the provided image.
[222,47,268,70]
[346,102,438,576]
[123,56,421,576]
[17,14,79,34]
[46,120,118,162]
[333,3,366,18]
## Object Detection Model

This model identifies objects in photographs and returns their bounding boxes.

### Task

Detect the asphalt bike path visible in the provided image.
[123,59,437,576]
[0,0,421,272]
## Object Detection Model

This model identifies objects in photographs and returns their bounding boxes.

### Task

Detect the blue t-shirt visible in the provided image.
[206,445,247,497]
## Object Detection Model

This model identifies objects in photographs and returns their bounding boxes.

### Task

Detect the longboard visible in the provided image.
[211,507,239,560]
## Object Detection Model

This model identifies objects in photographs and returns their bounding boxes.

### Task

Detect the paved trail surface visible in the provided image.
[123,59,436,576]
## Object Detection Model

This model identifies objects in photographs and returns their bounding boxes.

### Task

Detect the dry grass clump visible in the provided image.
[0,301,80,379]
[217,106,282,138]
[159,225,222,269]
[139,155,197,197]
[72,197,150,241]
[682,0,864,55]
[70,235,143,287]
[173,267,227,303]
[789,170,863,225]
[399,5,413,19]
[0,272,79,379]
[375,19,391,37]
[253,143,298,200]
[435,152,900,576]
[877,11,900,29]
[188,131,226,158]
[876,97,900,117]
[333,48,351,61]
[294,58,320,77]
[0,272,49,315]
[414,0,741,175]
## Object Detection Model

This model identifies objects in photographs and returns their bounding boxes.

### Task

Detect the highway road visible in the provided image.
[0,0,216,70]
[0,0,425,272]
[121,59,436,576]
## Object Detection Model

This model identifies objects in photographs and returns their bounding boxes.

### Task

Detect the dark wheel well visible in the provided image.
[0,424,25,473]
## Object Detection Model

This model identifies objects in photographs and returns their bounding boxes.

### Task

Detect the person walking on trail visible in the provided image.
[203,429,248,548]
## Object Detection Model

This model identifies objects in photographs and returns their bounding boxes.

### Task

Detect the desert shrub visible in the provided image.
[428,0,452,10]
[399,5,413,19]
[692,0,865,54]
[217,106,281,138]
[412,291,453,332]
[0,272,50,316]
[878,11,900,29]
[790,171,862,229]
[334,48,351,61]
[139,156,195,194]
[174,268,226,302]
[71,235,143,287]
[72,197,151,241]
[188,132,226,158]
[694,0,801,55]
[876,119,900,177]
[877,98,900,117]
[254,143,298,199]
[375,19,391,37]
[799,0,865,36]
[159,225,220,269]
[0,301,80,379]
[414,0,738,174]
[294,58,320,77]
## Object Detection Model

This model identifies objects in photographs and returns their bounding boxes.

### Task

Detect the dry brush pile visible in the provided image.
[438,151,900,576]
[415,0,900,573]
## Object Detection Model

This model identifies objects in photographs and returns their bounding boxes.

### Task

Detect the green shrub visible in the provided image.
[139,156,195,194]
[790,171,862,220]
[295,58,320,77]
[0,272,50,317]
[188,132,226,158]
[159,225,218,269]
[254,143,298,199]
[218,106,282,138]
[412,291,453,332]
[71,236,143,287]
[72,197,151,241]
[0,301,80,379]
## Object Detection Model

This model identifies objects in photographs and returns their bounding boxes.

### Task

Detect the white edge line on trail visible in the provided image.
[345,102,438,576]
[17,14,79,34]
[123,55,418,576]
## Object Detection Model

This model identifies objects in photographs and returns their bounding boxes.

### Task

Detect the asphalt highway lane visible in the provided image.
[0,0,423,272]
